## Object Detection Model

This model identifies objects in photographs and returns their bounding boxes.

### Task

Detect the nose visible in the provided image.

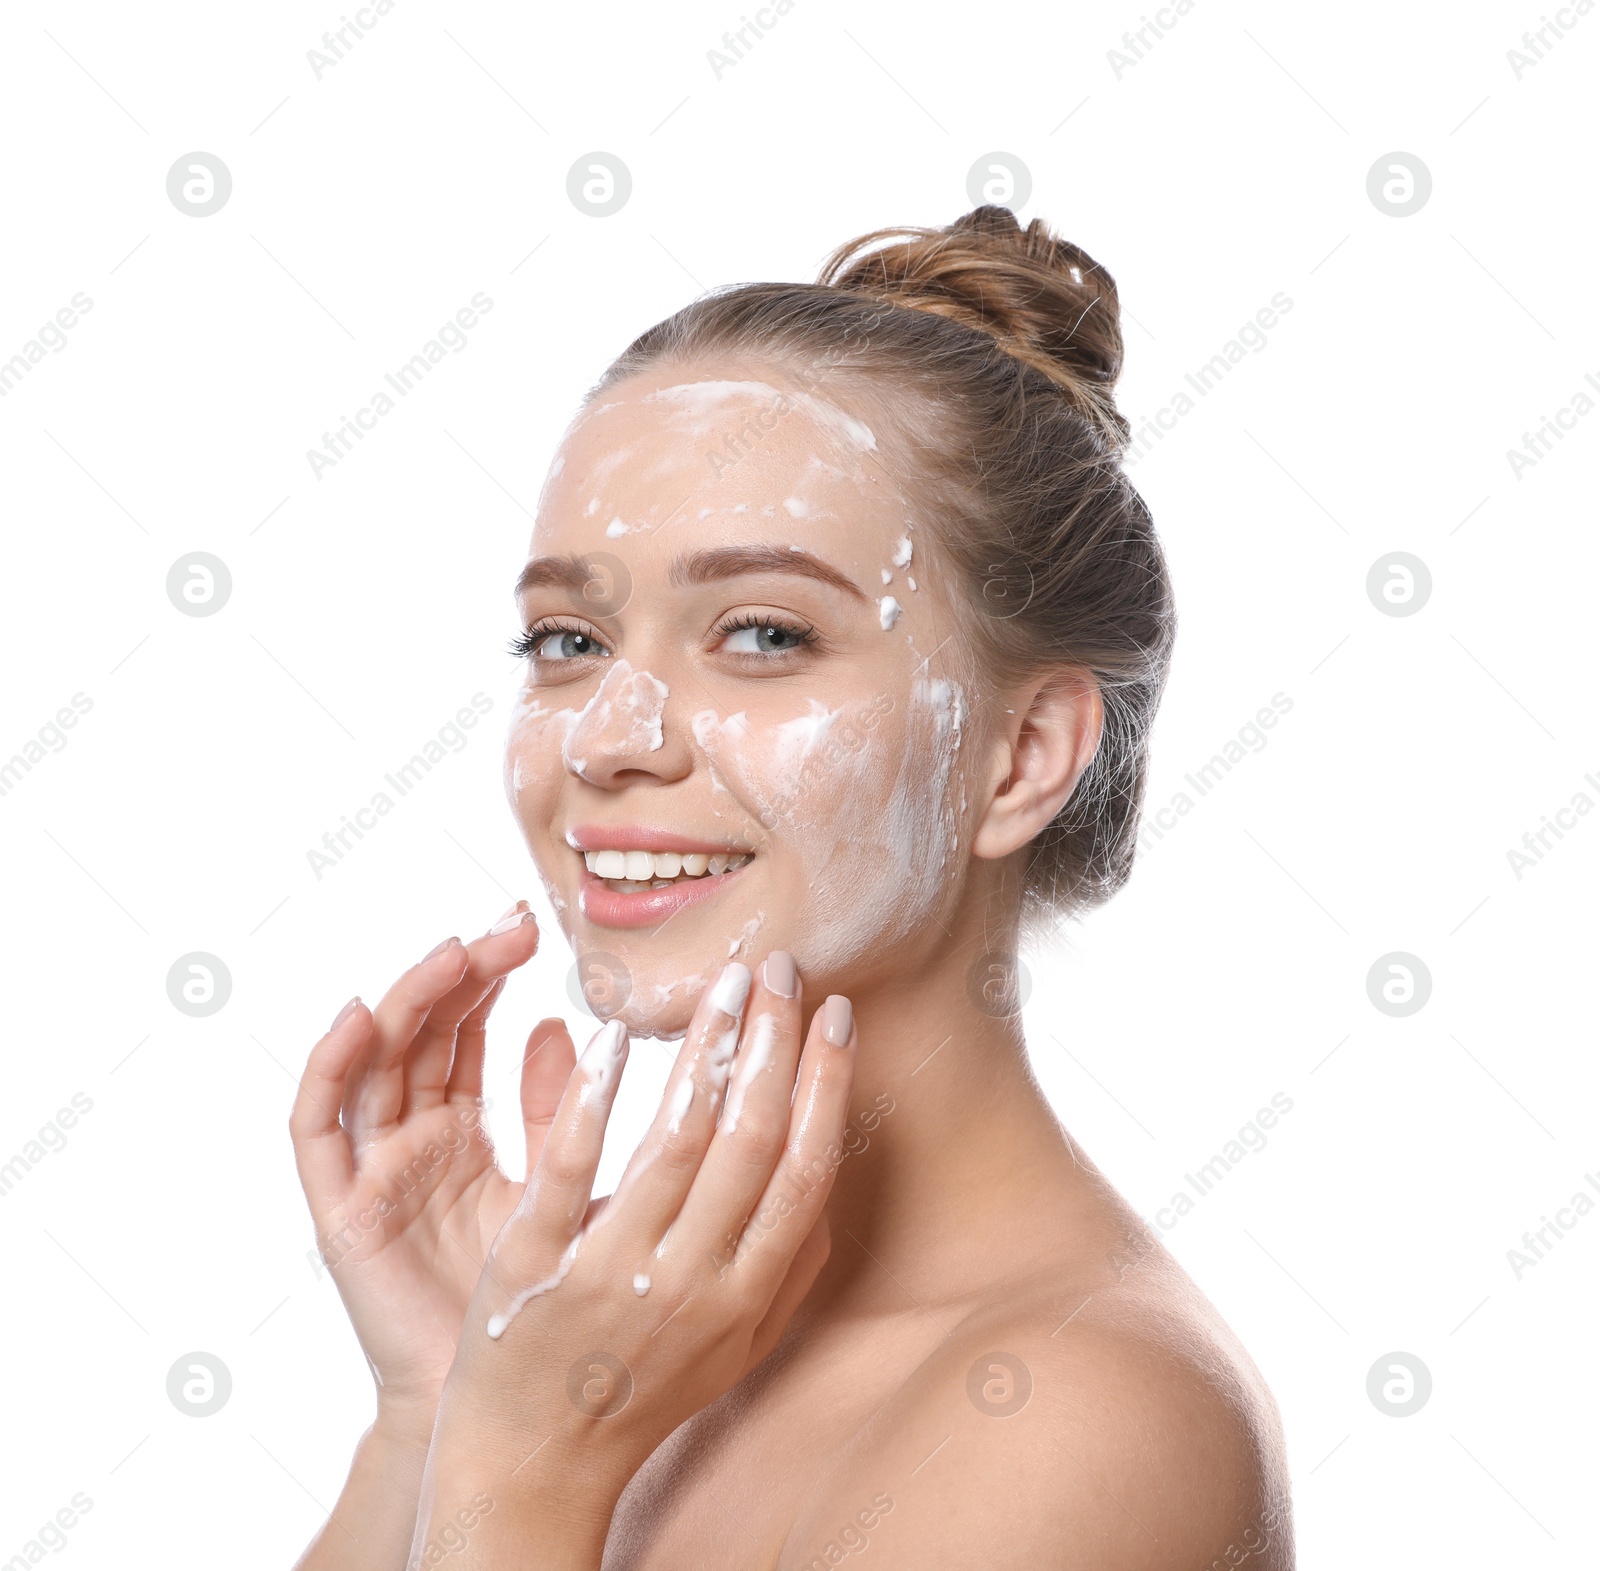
[563,657,692,788]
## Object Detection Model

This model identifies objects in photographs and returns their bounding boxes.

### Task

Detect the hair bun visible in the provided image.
[816,205,1128,452]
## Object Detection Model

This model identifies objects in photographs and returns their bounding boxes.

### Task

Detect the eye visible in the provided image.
[714,614,817,656]
[509,621,611,662]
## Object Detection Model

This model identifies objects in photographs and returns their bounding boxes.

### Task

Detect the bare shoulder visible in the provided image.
[778,1262,1293,1571]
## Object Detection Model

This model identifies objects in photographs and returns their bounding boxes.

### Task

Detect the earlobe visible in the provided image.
[971,672,1102,861]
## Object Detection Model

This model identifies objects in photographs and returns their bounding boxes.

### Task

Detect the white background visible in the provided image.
[1,0,1595,1564]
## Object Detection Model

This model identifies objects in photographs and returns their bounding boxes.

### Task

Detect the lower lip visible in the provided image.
[578,861,751,929]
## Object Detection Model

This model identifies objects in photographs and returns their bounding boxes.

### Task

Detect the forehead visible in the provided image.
[532,366,897,557]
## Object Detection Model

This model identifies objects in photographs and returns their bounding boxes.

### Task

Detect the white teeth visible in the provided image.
[581,845,751,889]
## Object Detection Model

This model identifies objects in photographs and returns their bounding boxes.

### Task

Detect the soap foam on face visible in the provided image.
[509,371,978,1034]
[562,659,669,778]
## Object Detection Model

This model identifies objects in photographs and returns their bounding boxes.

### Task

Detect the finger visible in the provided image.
[290,998,369,1211]
[410,905,541,1111]
[723,995,855,1307]
[485,1019,631,1337]
[741,1211,830,1375]
[673,952,803,1267]
[345,937,470,1139]
[519,1017,578,1179]
[593,962,754,1262]
[438,975,506,1107]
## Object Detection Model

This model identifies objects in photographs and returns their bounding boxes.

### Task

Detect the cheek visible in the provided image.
[694,683,971,973]
[504,692,579,806]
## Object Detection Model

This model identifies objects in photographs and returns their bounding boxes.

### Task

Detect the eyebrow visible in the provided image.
[514,545,867,602]
[670,545,866,600]
[515,553,599,597]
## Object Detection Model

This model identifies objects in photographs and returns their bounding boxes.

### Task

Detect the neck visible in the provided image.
[799,908,1096,1322]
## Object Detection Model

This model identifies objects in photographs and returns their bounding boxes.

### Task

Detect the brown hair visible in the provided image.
[590,205,1176,926]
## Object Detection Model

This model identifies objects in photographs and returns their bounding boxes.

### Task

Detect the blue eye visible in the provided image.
[715,615,817,655]
[509,623,610,661]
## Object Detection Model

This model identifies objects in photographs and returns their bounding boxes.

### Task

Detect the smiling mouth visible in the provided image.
[581,847,755,894]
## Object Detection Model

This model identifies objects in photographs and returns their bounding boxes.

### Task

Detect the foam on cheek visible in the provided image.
[774,700,839,768]
[876,675,967,934]
[689,692,953,975]
[562,658,669,778]
[726,911,764,959]
[505,690,586,916]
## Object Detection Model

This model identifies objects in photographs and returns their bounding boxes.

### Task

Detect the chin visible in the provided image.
[568,918,762,1043]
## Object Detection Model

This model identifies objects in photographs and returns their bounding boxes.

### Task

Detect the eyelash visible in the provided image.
[507,618,597,660]
[508,613,820,661]
[710,612,819,651]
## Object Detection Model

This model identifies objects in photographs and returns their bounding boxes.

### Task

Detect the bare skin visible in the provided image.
[291,360,1292,1570]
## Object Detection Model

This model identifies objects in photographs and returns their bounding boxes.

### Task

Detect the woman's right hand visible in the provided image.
[290,902,576,1424]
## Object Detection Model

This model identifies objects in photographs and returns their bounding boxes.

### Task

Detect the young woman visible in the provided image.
[290,204,1293,1570]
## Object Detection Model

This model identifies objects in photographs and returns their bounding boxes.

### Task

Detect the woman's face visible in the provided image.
[504,362,988,1036]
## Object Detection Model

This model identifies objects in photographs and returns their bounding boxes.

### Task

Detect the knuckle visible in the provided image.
[654,1125,704,1175]
[726,1108,787,1155]
[538,1144,585,1190]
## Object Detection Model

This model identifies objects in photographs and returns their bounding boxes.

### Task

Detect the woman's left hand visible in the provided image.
[411,951,857,1568]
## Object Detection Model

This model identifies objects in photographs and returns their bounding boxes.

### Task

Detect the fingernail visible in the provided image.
[821,995,853,1047]
[331,996,362,1030]
[489,902,533,936]
[423,936,460,961]
[762,951,797,999]
[708,962,752,1018]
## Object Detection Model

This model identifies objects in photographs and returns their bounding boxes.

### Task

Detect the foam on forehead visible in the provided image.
[642,378,879,455]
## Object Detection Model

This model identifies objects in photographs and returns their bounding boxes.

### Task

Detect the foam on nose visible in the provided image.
[562,658,669,777]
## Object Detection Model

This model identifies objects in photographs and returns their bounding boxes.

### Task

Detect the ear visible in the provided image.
[972,670,1103,861]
